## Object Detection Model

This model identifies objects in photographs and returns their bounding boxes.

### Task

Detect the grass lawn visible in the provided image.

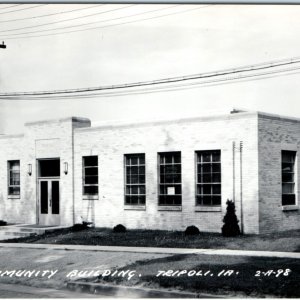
[92,254,300,297]
[3,227,300,252]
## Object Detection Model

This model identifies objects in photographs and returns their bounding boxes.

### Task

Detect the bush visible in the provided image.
[113,224,126,233]
[71,221,92,232]
[185,225,200,235]
[0,220,7,226]
[222,199,241,237]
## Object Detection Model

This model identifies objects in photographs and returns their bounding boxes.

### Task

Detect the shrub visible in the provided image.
[222,199,241,237]
[113,224,126,233]
[71,221,92,232]
[185,225,200,235]
[0,220,7,226]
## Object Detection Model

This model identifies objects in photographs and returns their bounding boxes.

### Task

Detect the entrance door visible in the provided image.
[39,179,60,226]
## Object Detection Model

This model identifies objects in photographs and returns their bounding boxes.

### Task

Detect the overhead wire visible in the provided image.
[2,66,300,100]
[0,4,136,33]
[0,4,180,37]
[0,4,22,10]
[0,5,209,40]
[0,4,104,23]
[0,4,46,16]
[1,56,300,100]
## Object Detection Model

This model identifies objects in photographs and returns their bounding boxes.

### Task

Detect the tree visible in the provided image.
[222,199,241,237]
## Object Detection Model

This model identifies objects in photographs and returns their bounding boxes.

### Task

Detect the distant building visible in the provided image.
[0,110,299,234]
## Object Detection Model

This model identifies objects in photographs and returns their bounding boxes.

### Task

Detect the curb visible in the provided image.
[67,281,221,298]
[0,243,299,259]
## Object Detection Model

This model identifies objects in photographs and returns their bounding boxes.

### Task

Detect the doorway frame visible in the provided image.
[36,158,61,225]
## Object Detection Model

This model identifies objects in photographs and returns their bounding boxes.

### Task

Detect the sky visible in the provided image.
[0,3,300,133]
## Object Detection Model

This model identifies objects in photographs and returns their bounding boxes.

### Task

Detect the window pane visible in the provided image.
[85,176,98,184]
[282,151,295,163]
[84,156,98,167]
[203,153,211,162]
[202,164,211,173]
[282,183,294,194]
[282,194,296,206]
[212,196,221,205]
[85,167,98,176]
[282,172,294,182]
[9,186,20,195]
[84,186,98,195]
[212,151,221,162]
[203,196,211,205]
[212,184,221,194]
[203,173,212,183]
[212,173,221,182]
[212,164,221,172]
[282,163,294,172]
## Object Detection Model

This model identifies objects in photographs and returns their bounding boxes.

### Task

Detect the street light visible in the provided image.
[0,42,6,49]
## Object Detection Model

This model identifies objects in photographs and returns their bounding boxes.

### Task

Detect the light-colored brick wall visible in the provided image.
[0,117,90,226]
[258,114,300,233]
[74,113,260,234]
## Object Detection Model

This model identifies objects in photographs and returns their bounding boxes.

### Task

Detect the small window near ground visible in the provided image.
[83,156,98,195]
[8,160,20,195]
[158,152,182,206]
[196,150,221,206]
[282,150,297,206]
[124,154,146,205]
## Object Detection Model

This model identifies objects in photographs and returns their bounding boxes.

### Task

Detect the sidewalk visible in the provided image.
[0,282,99,298]
[0,242,299,259]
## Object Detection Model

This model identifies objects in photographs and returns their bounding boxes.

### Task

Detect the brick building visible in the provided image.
[0,110,299,234]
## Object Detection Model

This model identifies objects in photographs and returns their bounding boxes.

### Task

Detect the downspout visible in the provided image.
[240,141,244,234]
[232,141,236,203]
[72,124,75,225]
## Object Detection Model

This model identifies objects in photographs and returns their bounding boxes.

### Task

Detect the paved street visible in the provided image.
[0,245,169,296]
[0,282,99,298]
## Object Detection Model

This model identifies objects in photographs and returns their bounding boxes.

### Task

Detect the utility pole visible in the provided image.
[0,41,6,49]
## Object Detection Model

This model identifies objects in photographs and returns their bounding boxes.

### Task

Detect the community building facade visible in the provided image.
[0,110,299,234]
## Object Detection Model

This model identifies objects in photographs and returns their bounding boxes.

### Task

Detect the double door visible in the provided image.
[39,179,60,226]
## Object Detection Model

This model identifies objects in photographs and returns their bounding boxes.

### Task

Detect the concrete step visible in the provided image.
[18,228,46,234]
[4,231,36,237]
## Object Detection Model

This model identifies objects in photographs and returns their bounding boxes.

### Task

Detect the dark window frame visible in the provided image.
[124,153,146,206]
[8,160,20,196]
[82,156,98,196]
[158,151,182,206]
[195,150,221,206]
[282,150,297,206]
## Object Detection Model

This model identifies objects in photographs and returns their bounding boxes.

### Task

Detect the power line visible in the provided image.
[0,4,135,33]
[0,4,46,16]
[0,4,22,10]
[2,66,300,101]
[1,5,207,40]
[0,4,180,37]
[1,56,300,99]
[0,4,103,23]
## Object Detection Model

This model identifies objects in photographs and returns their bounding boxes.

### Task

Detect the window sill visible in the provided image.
[82,195,99,200]
[8,195,20,199]
[158,206,182,211]
[282,205,298,211]
[195,206,222,212]
[124,205,146,211]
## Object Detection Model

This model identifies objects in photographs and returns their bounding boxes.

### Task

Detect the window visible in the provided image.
[124,154,146,205]
[8,160,20,195]
[83,156,98,195]
[158,152,182,206]
[196,150,221,206]
[282,150,297,206]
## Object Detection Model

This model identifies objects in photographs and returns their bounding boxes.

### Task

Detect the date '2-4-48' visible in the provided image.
[255,269,291,277]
